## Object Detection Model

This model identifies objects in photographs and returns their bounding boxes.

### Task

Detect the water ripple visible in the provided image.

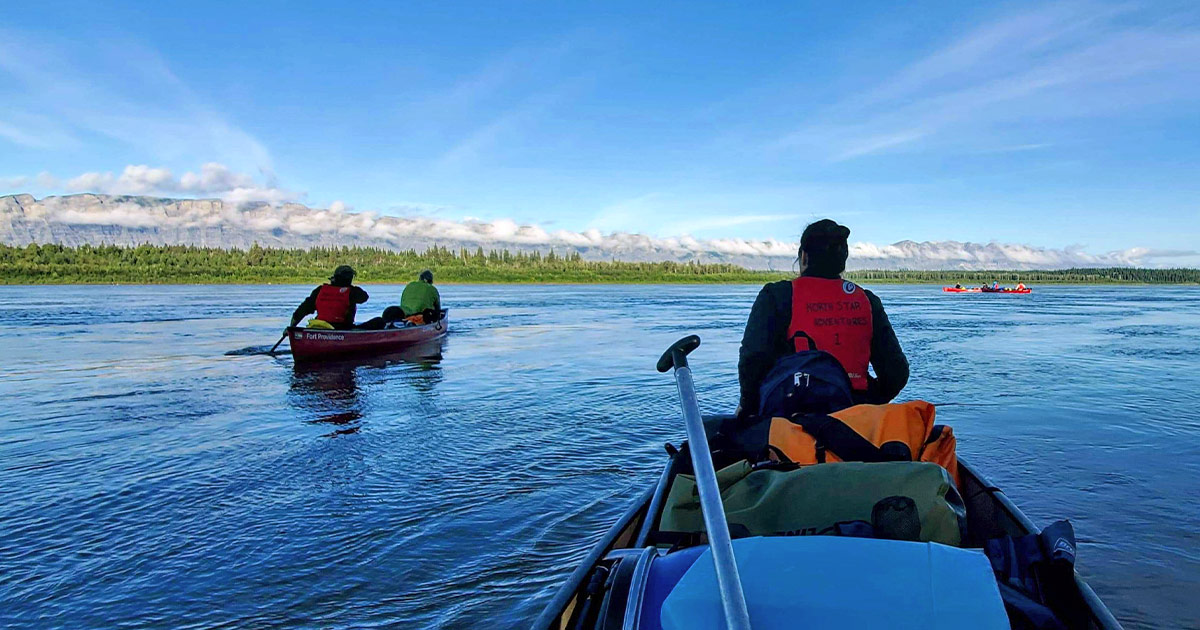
[1,284,1197,629]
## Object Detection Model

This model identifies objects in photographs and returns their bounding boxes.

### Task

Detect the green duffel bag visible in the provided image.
[659,460,966,546]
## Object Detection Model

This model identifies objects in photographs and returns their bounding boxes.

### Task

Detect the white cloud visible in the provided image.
[51,163,299,204]
[177,162,257,194]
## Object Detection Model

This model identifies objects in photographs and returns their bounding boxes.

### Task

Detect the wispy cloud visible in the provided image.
[662,213,801,235]
[0,31,272,173]
[780,3,1200,160]
[586,193,663,233]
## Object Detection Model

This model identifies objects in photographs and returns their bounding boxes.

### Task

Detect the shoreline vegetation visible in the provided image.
[2,243,1197,285]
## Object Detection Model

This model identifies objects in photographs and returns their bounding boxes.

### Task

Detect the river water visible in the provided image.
[0,284,1197,629]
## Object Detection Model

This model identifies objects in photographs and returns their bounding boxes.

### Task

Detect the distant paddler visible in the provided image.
[399,269,441,325]
[288,265,369,331]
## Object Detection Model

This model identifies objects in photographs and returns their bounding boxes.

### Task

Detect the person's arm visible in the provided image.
[290,287,321,327]
[864,290,909,403]
[433,288,441,311]
[352,286,369,304]
[738,284,784,416]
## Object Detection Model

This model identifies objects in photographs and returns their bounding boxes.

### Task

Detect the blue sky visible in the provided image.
[1,1,1198,259]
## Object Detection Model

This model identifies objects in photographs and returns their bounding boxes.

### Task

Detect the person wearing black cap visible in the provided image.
[737,219,908,415]
[288,265,370,331]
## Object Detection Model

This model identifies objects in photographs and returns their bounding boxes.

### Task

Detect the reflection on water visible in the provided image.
[306,411,363,437]
[0,284,1197,629]
[286,338,447,439]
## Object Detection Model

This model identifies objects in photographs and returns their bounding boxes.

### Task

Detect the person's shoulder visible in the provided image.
[762,278,792,293]
[756,279,791,303]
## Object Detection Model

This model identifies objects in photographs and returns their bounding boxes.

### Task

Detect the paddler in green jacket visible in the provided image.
[400,269,441,324]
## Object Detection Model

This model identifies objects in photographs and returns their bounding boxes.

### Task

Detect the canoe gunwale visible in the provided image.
[635,449,679,547]
[531,484,654,630]
[960,458,1124,630]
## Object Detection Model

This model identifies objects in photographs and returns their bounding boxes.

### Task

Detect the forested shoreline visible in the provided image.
[1,243,1196,285]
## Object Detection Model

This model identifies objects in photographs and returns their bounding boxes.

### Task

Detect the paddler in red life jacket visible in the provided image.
[737,219,909,415]
[288,265,370,331]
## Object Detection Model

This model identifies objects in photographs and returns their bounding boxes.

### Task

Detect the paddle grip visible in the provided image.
[656,335,701,373]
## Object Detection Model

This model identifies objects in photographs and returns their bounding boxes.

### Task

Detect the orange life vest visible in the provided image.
[788,277,873,391]
[767,400,960,486]
[314,284,353,324]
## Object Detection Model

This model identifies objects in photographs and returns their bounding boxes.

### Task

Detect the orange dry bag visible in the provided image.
[767,400,960,486]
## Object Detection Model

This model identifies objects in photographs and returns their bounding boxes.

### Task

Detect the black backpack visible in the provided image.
[757,331,855,418]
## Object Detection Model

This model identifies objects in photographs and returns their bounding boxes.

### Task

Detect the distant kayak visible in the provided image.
[943,287,1031,294]
[287,310,448,361]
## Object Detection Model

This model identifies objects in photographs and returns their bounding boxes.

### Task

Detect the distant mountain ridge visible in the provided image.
[0,193,1175,270]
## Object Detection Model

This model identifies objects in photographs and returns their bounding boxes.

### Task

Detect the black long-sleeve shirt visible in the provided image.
[290,285,369,329]
[738,276,908,413]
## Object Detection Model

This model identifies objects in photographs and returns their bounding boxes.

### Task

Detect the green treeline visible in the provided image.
[847,268,1200,284]
[1,243,1197,285]
[0,243,774,284]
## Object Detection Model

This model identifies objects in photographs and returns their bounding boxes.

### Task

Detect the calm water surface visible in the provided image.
[1,284,1198,629]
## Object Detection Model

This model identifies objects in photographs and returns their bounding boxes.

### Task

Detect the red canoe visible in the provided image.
[287,312,448,361]
[943,287,1032,294]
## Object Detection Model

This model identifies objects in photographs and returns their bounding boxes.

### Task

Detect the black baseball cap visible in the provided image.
[800,219,851,253]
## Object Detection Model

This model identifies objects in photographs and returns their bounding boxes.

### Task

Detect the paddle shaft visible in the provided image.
[663,339,752,630]
[269,332,287,354]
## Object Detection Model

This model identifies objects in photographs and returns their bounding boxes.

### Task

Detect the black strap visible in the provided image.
[790,330,818,352]
[788,414,913,463]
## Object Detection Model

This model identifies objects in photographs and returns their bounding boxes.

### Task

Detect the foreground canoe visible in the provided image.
[287,311,448,361]
[533,414,1121,630]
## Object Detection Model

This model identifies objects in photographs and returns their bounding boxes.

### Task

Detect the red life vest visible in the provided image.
[787,277,873,391]
[314,284,353,324]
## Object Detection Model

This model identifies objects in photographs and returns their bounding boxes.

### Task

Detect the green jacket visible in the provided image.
[400,281,440,315]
